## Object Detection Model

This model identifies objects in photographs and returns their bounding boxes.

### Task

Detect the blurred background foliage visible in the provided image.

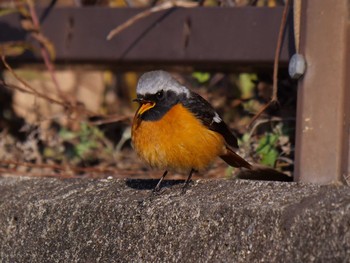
[0,0,295,180]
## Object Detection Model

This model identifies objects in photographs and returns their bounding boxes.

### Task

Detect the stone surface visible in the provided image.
[0,176,349,262]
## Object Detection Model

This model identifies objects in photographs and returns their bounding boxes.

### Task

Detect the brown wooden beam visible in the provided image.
[295,0,350,184]
[0,7,290,71]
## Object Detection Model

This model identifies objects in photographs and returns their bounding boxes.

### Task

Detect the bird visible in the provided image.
[131,70,290,192]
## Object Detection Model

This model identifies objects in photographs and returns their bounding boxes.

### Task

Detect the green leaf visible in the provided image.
[260,148,279,167]
[59,128,76,140]
[192,72,210,83]
[256,133,278,153]
[75,141,94,157]
[225,166,234,179]
[256,133,279,167]
[239,73,257,99]
[43,147,55,158]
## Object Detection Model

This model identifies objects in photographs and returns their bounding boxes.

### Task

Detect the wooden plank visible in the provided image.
[0,7,290,70]
[294,0,350,184]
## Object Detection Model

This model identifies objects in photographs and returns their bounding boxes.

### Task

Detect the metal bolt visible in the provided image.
[289,53,306,79]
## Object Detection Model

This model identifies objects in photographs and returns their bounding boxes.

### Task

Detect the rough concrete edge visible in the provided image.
[0,176,349,263]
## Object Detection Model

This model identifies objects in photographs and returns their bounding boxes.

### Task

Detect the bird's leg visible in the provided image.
[182,169,195,193]
[153,170,168,192]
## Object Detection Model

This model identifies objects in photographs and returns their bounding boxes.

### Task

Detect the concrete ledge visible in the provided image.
[0,177,349,262]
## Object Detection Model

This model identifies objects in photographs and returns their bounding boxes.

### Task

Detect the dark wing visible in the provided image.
[181,92,239,149]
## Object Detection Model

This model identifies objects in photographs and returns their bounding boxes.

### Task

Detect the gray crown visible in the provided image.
[136,70,190,97]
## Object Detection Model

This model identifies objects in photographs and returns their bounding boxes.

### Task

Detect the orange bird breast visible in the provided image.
[131,103,226,173]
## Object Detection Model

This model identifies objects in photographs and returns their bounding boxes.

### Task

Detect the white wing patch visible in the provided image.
[213,112,222,123]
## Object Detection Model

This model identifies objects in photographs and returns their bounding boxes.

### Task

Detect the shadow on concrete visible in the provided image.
[125,179,184,190]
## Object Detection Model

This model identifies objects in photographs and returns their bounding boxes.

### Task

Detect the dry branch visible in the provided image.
[1,54,66,107]
[1,53,101,119]
[107,0,198,40]
[25,0,65,99]
[248,0,291,128]
[88,114,132,126]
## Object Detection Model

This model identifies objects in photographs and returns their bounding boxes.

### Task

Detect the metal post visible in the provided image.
[295,0,350,184]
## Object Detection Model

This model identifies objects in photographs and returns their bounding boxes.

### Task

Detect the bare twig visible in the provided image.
[277,156,294,165]
[0,80,34,94]
[272,0,290,102]
[1,54,97,118]
[4,2,96,120]
[1,54,66,107]
[0,65,129,125]
[107,0,198,40]
[247,0,291,128]
[25,0,65,98]
[247,101,274,128]
[88,114,132,126]
[248,117,295,139]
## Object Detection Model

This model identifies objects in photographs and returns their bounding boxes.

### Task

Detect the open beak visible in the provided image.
[133,98,156,117]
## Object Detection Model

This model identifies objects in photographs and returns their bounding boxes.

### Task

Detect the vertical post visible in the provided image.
[295,0,350,184]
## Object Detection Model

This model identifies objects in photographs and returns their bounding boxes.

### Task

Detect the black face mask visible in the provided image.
[139,90,185,121]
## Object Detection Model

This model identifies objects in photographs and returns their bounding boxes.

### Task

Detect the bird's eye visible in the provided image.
[156,90,164,100]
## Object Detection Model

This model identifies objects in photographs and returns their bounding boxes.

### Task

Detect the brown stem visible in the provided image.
[248,0,291,128]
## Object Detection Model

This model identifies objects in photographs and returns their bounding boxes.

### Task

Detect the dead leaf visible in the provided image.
[0,42,29,57]
[32,33,56,60]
